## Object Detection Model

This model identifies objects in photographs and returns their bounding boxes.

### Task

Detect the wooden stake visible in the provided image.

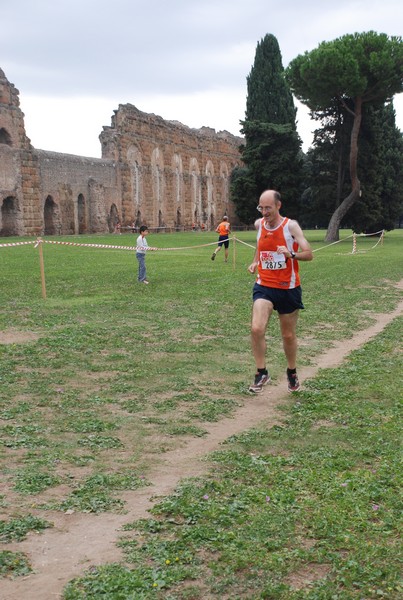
[352,233,357,254]
[36,238,47,299]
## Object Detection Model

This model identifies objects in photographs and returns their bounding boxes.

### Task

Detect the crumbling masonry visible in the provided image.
[0,68,243,236]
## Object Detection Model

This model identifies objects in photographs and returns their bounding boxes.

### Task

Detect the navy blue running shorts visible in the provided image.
[252,283,305,314]
[218,235,229,248]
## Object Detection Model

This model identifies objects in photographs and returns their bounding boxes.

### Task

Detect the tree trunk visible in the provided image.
[325,189,360,240]
[325,96,362,241]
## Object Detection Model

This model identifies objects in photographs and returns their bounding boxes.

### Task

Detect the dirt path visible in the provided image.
[2,294,402,600]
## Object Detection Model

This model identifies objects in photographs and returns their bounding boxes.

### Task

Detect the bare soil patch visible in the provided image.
[0,330,41,345]
[2,294,402,600]
[284,562,331,589]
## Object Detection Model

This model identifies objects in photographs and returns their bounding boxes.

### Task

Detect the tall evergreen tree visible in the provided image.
[231,34,303,224]
[245,34,297,125]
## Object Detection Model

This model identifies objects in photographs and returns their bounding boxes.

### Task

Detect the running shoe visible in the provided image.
[287,370,300,392]
[211,253,216,261]
[249,371,270,393]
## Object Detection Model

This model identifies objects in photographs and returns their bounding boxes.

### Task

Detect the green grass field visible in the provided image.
[0,229,402,598]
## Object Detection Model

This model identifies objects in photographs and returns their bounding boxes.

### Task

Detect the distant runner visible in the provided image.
[211,215,230,263]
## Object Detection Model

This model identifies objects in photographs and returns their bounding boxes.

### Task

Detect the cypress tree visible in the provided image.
[245,34,297,126]
[231,34,303,223]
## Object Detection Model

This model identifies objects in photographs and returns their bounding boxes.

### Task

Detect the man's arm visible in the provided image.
[278,220,313,261]
[248,247,260,273]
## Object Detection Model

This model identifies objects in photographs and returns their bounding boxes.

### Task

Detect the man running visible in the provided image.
[247,190,313,393]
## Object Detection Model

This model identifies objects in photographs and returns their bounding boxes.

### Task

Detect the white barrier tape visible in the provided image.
[136,236,235,251]
[358,229,384,237]
[40,237,232,252]
[1,237,226,252]
[233,236,256,249]
[352,230,385,253]
[370,233,384,249]
[236,233,358,255]
[236,230,385,256]
[312,233,355,253]
[40,239,142,251]
[0,231,385,255]
[0,241,36,248]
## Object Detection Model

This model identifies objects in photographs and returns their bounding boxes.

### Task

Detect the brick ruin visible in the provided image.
[0,68,244,236]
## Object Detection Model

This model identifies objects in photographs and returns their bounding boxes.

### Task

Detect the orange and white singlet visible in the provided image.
[256,217,300,289]
[217,221,230,236]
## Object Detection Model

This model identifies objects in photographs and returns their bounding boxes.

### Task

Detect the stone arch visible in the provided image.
[204,160,215,229]
[172,153,184,211]
[220,162,230,216]
[151,147,164,227]
[127,145,143,218]
[189,157,201,226]
[1,196,19,236]
[77,194,86,234]
[107,203,120,233]
[175,208,182,229]
[0,128,12,146]
[44,196,60,236]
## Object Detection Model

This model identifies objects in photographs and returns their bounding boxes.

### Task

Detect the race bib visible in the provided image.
[260,251,286,270]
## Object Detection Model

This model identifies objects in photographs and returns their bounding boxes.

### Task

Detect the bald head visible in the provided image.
[259,190,281,205]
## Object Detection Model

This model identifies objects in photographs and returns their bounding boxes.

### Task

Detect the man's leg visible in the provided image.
[249,298,273,392]
[212,243,221,260]
[251,298,273,369]
[278,310,299,369]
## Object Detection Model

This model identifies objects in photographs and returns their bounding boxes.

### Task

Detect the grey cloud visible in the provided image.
[1,0,402,100]
[0,0,299,97]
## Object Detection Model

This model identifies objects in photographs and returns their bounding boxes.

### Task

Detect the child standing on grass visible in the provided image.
[136,226,149,284]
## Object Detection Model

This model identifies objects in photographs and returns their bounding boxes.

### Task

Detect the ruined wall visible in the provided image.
[100,105,243,230]
[35,151,119,235]
[0,68,243,237]
[0,68,42,235]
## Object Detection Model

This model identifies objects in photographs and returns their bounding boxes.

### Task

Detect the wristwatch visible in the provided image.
[290,251,296,259]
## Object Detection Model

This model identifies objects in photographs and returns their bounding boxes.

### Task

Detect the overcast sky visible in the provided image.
[1,0,402,157]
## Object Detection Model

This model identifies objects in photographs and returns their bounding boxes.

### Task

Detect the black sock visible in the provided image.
[258,368,268,375]
[287,368,297,375]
